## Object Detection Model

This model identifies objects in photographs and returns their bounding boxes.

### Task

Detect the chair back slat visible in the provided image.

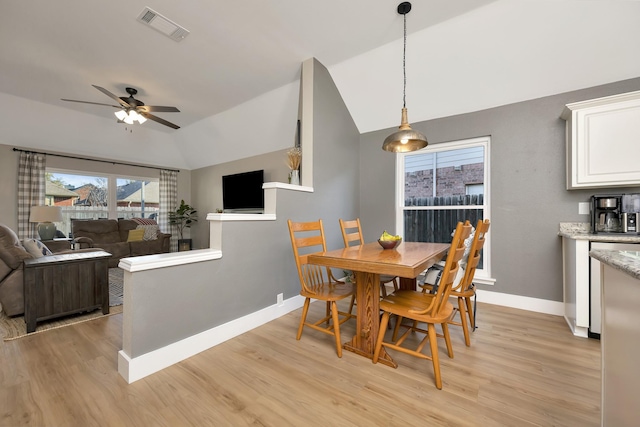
[456,219,490,292]
[288,219,333,295]
[416,221,472,317]
[339,218,364,247]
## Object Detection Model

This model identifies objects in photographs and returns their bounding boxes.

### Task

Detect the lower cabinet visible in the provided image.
[562,236,640,338]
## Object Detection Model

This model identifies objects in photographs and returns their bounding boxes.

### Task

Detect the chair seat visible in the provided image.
[300,282,355,301]
[381,290,454,324]
[379,274,397,283]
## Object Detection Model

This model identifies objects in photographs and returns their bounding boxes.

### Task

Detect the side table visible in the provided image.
[23,250,112,333]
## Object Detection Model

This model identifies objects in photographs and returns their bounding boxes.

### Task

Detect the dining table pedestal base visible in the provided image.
[344,271,399,368]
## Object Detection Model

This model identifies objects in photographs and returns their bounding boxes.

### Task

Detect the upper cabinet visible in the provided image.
[561,90,640,189]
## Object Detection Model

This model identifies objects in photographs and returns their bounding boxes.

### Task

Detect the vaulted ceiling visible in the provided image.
[1,1,638,170]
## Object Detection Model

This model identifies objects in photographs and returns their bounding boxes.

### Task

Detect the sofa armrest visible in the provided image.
[74,236,95,249]
[158,232,171,253]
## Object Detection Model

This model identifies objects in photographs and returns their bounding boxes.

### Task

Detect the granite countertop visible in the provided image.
[559,222,640,243]
[590,250,640,280]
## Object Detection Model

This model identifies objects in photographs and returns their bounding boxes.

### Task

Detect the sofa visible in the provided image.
[0,223,100,316]
[72,219,171,268]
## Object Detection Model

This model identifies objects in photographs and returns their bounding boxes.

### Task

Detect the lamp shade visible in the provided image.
[382,108,428,153]
[29,206,63,223]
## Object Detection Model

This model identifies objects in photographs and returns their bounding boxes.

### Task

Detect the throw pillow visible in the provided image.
[22,239,53,258]
[127,229,145,242]
[136,224,159,241]
[132,217,157,225]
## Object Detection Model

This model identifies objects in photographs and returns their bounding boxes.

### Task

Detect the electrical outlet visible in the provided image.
[277,293,284,306]
[579,202,590,215]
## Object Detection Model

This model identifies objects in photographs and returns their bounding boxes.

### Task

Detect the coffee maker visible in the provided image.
[591,195,622,233]
[591,194,640,234]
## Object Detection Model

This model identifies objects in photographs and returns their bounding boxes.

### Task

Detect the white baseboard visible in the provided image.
[476,289,564,316]
[118,289,564,383]
[118,294,306,384]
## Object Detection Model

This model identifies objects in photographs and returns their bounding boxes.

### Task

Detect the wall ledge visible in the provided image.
[118,249,222,272]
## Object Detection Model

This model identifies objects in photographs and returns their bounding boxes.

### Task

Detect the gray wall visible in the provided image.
[129,58,362,355]
[360,77,640,302]
[190,149,290,249]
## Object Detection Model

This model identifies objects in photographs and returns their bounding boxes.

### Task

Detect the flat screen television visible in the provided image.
[222,170,264,213]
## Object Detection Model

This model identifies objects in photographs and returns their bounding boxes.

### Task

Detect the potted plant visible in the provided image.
[169,199,198,251]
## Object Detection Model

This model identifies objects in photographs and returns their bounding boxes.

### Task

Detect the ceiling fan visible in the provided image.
[61,85,181,129]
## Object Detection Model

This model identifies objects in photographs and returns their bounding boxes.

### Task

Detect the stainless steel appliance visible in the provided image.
[590,242,640,336]
[591,194,640,234]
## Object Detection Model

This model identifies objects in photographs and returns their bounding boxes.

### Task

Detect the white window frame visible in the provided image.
[394,136,494,284]
[46,168,159,219]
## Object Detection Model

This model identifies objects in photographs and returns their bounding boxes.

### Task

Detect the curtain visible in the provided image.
[159,169,178,252]
[17,152,46,239]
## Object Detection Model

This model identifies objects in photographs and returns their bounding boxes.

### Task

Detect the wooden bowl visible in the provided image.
[378,238,402,249]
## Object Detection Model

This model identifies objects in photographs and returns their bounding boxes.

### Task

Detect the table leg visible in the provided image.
[343,271,397,368]
[399,277,418,291]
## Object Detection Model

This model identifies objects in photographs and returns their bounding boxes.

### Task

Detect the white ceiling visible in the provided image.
[1,0,639,170]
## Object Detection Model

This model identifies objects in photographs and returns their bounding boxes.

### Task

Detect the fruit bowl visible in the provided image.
[378,237,402,249]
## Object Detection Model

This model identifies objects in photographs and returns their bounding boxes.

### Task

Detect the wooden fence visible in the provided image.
[403,194,484,243]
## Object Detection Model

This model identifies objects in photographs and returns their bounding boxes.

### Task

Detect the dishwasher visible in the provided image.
[589,241,640,337]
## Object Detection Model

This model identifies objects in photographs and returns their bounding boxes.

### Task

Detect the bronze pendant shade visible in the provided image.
[382,2,428,153]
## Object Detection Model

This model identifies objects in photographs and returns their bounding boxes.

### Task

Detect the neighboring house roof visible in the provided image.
[121,182,159,204]
[46,181,78,198]
[117,181,144,200]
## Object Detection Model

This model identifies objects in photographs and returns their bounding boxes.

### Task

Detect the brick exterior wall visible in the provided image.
[405,163,484,198]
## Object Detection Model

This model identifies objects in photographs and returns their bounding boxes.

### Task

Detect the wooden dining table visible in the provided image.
[308,241,449,368]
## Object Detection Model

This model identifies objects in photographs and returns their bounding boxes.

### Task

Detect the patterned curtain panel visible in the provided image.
[17,152,46,239]
[159,169,178,252]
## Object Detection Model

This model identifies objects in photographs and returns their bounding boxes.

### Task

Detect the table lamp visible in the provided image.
[29,206,63,240]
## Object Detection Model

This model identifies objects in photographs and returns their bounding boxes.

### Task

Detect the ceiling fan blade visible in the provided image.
[139,105,181,113]
[92,85,130,108]
[139,112,180,129]
[61,99,121,108]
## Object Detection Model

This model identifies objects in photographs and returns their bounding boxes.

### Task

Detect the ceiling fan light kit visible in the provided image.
[382,2,428,153]
[61,85,181,129]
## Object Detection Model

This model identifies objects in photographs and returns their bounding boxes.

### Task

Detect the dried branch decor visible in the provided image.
[286,147,301,170]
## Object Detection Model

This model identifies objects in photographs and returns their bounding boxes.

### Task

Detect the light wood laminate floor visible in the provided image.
[0,300,600,426]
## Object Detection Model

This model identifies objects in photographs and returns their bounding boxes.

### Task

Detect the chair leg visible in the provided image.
[392,277,399,292]
[348,294,356,315]
[465,295,475,330]
[331,301,342,358]
[458,296,471,347]
[442,322,454,358]
[297,298,311,340]
[392,315,404,341]
[373,311,390,364]
[325,301,331,325]
[427,323,443,390]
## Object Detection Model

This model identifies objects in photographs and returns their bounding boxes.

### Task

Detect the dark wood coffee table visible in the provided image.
[23,250,112,333]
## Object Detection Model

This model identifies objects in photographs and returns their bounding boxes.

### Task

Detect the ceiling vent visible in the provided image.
[137,7,189,42]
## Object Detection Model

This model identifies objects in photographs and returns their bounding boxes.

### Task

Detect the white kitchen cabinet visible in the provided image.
[561,90,640,189]
[562,237,590,337]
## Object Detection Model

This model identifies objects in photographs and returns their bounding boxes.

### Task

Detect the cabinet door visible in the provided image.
[563,91,640,189]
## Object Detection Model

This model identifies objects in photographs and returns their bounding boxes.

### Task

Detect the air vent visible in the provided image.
[137,7,189,42]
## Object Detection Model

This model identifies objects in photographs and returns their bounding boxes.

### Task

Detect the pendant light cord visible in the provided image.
[403,12,407,109]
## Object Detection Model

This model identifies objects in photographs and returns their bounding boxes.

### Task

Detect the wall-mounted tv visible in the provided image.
[222,170,264,213]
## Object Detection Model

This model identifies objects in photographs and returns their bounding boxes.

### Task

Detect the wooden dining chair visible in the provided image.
[447,219,490,346]
[338,218,399,297]
[287,219,356,358]
[419,219,490,347]
[373,221,472,390]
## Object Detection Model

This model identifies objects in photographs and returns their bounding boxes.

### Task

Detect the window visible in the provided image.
[46,170,159,238]
[395,136,492,282]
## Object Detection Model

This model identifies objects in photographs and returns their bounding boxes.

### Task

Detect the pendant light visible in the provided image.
[382,2,428,153]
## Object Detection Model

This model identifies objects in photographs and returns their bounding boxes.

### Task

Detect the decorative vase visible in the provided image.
[290,169,300,185]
